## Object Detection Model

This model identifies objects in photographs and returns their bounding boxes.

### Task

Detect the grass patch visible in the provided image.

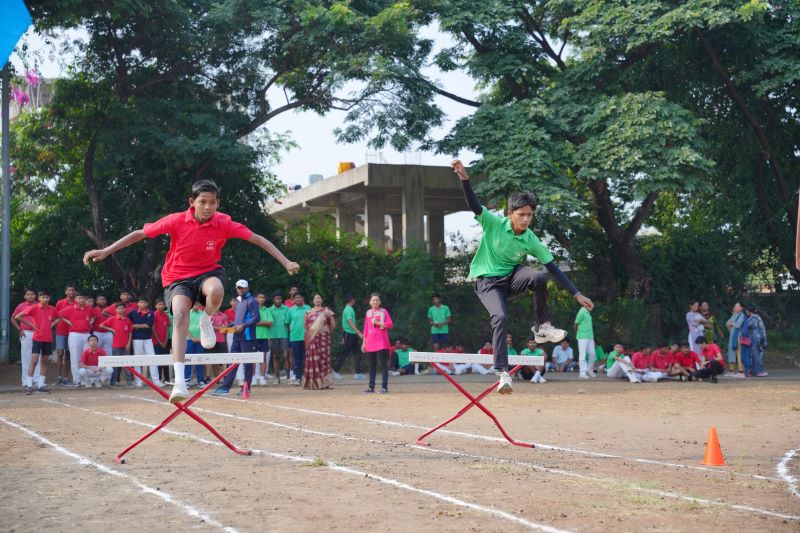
[304,457,327,467]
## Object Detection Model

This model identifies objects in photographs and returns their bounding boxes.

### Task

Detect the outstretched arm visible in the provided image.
[83,230,147,264]
[451,160,482,216]
[544,261,594,311]
[247,233,300,274]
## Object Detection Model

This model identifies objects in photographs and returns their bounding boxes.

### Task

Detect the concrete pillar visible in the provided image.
[402,176,425,247]
[390,213,402,251]
[365,192,386,249]
[428,210,445,255]
[336,206,356,239]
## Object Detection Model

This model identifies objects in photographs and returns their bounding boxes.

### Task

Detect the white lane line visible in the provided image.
[248,398,781,482]
[0,415,240,533]
[114,394,800,522]
[777,448,800,498]
[46,399,568,532]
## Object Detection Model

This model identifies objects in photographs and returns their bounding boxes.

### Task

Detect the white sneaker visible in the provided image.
[135,381,144,388]
[152,379,164,388]
[587,370,597,378]
[390,371,400,376]
[628,374,640,383]
[496,372,513,394]
[264,373,273,379]
[169,381,189,404]
[198,312,216,349]
[333,371,342,381]
[579,372,589,379]
[539,374,547,383]
[353,373,365,380]
[532,322,567,344]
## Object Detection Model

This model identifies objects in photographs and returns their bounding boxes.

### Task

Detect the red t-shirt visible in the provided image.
[59,305,94,333]
[285,301,296,308]
[80,347,107,367]
[631,351,652,370]
[701,344,725,367]
[224,308,236,322]
[23,304,59,342]
[675,350,701,369]
[103,302,138,317]
[55,297,76,336]
[13,301,35,330]
[91,306,105,330]
[651,350,672,370]
[478,347,493,354]
[101,316,134,349]
[142,208,253,287]
[152,310,171,344]
[211,312,228,343]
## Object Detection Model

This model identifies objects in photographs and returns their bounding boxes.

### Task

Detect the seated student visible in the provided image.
[78,334,113,387]
[593,345,608,374]
[630,344,667,382]
[388,338,401,370]
[390,338,417,376]
[550,338,577,372]
[650,344,678,378]
[432,344,454,375]
[453,340,493,376]
[670,342,701,381]
[605,343,641,383]
[520,338,547,383]
[694,337,726,383]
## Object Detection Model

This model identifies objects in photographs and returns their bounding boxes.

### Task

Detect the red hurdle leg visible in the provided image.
[115,364,252,462]
[416,363,534,449]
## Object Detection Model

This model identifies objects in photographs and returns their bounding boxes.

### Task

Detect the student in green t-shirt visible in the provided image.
[389,338,416,376]
[451,159,595,395]
[285,293,311,384]
[267,292,291,383]
[253,292,273,385]
[333,294,365,380]
[574,307,596,379]
[427,294,452,351]
[520,338,547,383]
[593,345,608,374]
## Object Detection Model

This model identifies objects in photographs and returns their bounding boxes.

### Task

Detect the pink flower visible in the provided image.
[25,69,40,87]
[12,87,29,107]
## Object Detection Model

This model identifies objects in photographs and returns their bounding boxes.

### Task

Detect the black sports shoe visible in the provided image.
[37,386,50,394]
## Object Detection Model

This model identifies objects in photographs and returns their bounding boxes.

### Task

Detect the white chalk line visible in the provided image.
[777,448,800,498]
[220,397,782,483]
[45,398,568,533]
[113,394,800,522]
[0,414,239,533]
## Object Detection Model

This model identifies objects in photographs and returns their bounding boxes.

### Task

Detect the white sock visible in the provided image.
[24,376,33,387]
[37,376,46,387]
[173,362,186,384]
[534,370,541,379]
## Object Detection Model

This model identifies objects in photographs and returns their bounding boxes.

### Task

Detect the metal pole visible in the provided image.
[1,64,10,363]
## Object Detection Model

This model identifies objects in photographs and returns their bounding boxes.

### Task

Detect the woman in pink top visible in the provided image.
[361,293,393,393]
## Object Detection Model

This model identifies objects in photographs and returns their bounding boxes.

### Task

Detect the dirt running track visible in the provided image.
[1,374,799,532]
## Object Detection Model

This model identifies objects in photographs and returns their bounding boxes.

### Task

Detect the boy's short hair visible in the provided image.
[115,302,126,309]
[256,292,266,297]
[191,179,220,198]
[695,336,707,345]
[272,291,283,299]
[527,337,537,343]
[87,334,98,341]
[432,293,441,299]
[679,341,690,348]
[344,293,355,302]
[294,292,304,299]
[138,296,148,302]
[38,290,50,297]
[155,297,165,304]
[508,192,537,212]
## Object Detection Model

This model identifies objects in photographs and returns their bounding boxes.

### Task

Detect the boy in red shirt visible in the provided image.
[60,291,95,387]
[54,284,76,386]
[84,179,300,403]
[670,342,701,381]
[152,298,172,383]
[16,291,60,394]
[11,288,39,386]
[78,334,112,387]
[694,337,726,383]
[102,290,137,317]
[99,302,134,386]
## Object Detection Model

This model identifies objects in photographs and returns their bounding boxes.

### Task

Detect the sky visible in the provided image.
[10,23,484,246]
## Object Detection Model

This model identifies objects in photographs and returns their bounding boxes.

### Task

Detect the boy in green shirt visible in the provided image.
[333,294,364,380]
[427,294,452,351]
[574,307,596,379]
[267,292,291,383]
[520,338,547,383]
[390,338,416,376]
[254,292,273,385]
[285,293,311,384]
[451,159,594,395]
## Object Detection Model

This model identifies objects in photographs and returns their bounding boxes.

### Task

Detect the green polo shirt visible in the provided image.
[575,307,593,340]
[167,311,173,338]
[521,347,545,357]
[469,206,554,279]
[594,345,607,363]
[267,304,289,339]
[342,304,357,334]
[188,309,202,339]
[285,304,310,342]
[427,304,451,334]
[256,306,273,340]
[508,346,518,356]
[606,350,624,369]
[396,347,415,367]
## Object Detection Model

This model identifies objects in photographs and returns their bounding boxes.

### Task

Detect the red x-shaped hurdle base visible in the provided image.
[115,364,251,463]
[416,363,534,449]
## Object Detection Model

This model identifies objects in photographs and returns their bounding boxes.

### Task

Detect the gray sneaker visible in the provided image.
[353,373,366,380]
[496,372,513,395]
[532,322,567,344]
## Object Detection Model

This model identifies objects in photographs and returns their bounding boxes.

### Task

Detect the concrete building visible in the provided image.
[268,163,480,254]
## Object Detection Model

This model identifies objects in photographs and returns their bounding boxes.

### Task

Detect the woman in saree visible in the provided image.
[303,294,336,390]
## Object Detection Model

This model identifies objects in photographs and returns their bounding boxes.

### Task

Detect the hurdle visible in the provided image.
[409,351,544,448]
[99,352,262,463]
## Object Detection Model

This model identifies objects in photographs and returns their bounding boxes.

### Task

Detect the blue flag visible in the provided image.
[0,0,32,67]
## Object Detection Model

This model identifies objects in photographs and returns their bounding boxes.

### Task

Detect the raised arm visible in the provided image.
[451,160,482,216]
[247,233,300,275]
[83,230,147,264]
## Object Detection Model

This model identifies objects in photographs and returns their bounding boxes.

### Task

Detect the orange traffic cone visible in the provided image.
[242,381,251,400]
[702,426,725,466]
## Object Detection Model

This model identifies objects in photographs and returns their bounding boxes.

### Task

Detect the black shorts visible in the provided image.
[163,268,227,313]
[256,338,270,353]
[32,341,53,356]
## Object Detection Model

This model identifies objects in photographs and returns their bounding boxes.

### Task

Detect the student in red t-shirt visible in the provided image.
[694,337,726,383]
[152,298,172,383]
[78,334,112,387]
[223,297,237,351]
[84,179,300,403]
[11,288,39,386]
[16,291,61,394]
[60,291,95,386]
[101,290,138,318]
[670,342,701,381]
[99,302,135,386]
[54,284,76,386]
[87,295,113,356]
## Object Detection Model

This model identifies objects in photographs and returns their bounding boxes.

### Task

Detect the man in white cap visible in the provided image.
[212,279,260,396]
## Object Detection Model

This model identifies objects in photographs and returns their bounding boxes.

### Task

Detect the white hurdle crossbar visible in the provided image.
[98,351,263,367]
[409,351,544,366]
